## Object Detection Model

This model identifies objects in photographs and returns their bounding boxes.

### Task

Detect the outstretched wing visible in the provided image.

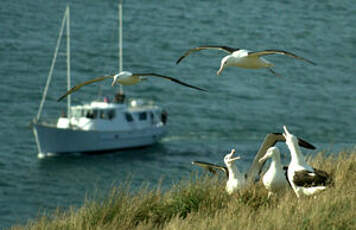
[133,73,207,92]
[192,161,228,178]
[293,169,332,187]
[248,49,316,65]
[176,45,239,64]
[57,75,113,102]
[270,133,316,150]
[249,133,316,183]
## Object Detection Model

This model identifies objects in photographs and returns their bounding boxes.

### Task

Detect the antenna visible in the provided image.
[66,5,71,119]
[118,0,123,94]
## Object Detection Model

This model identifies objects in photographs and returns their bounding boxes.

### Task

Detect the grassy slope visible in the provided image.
[11,149,356,230]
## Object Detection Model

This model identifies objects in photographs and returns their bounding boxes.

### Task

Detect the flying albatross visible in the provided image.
[57,71,207,101]
[259,146,289,198]
[193,148,246,194]
[283,125,332,198]
[176,46,316,77]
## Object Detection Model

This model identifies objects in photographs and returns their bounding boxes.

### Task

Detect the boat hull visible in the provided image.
[32,122,166,155]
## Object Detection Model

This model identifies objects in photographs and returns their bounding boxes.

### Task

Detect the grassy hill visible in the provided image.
[11,149,356,230]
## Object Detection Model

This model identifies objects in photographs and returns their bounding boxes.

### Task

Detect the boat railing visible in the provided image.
[33,118,58,127]
[128,98,156,108]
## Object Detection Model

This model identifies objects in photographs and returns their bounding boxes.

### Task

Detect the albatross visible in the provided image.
[193,149,246,194]
[57,71,207,101]
[176,46,316,77]
[283,125,332,198]
[259,146,289,198]
[192,133,315,187]
[246,132,315,184]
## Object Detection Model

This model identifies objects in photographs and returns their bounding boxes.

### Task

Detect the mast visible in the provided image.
[118,0,123,94]
[35,6,67,121]
[66,5,71,119]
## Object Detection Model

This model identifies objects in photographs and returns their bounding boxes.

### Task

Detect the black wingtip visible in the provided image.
[297,137,316,150]
[176,56,184,64]
[306,59,317,66]
[57,96,65,102]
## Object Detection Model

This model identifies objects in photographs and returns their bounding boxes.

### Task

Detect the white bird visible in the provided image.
[223,149,246,194]
[246,132,315,184]
[57,71,207,101]
[193,149,245,194]
[192,133,315,186]
[259,146,289,198]
[283,125,332,198]
[176,46,316,77]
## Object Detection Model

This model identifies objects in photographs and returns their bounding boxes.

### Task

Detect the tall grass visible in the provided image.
[11,149,356,230]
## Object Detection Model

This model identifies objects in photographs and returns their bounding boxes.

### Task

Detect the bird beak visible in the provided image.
[227,156,240,163]
[259,152,269,163]
[217,66,224,76]
[225,148,239,163]
[111,79,116,87]
[283,125,290,136]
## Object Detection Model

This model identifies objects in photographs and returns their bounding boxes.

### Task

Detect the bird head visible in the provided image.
[217,55,232,76]
[111,71,133,87]
[111,73,120,87]
[282,125,298,148]
[224,149,241,166]
[259,146,280,163]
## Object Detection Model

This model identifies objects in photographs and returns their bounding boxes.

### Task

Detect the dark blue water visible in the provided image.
[1,0,355,228]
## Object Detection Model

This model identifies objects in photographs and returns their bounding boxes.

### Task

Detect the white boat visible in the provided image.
[32,4,167,157]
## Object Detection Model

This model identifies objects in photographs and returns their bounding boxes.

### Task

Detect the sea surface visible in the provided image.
[0,0,355,228]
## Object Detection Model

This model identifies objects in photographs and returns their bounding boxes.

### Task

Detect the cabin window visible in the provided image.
[71,109,80,118]
[92,110,98,119]
[108,110,115,120]
[139,112,147,121]
[99,110,106,119]
[125,112,134,122]
[86,110,96,119]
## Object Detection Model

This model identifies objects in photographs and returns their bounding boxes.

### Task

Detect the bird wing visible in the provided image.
[282,166,293,188]
[176,45,239,64]
[248,133,316,183]
[57,75,113,102]
[271,133,316,150]
[133,73,207,92]
[192,161,229,178]
[248,50,316,65]
[293,169,332,187]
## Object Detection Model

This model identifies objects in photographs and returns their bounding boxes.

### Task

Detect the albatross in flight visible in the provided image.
[176,46,316,77]
[193,149,246,194]
[259,146,289,198]
[283,125,332,198]
[57,71,207,102]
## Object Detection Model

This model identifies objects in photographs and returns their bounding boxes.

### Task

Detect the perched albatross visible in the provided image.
[246,133,316,184]
[176,46,316,77]
[192,133,315,187]
[57,71,207,101]
[193,149,246,194]
[283,125,332,198]
[259,147,289,198]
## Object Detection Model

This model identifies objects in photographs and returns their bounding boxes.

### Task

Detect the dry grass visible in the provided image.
[10,149,356,230]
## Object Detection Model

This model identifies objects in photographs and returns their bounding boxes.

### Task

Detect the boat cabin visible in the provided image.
[57,99,165,131]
